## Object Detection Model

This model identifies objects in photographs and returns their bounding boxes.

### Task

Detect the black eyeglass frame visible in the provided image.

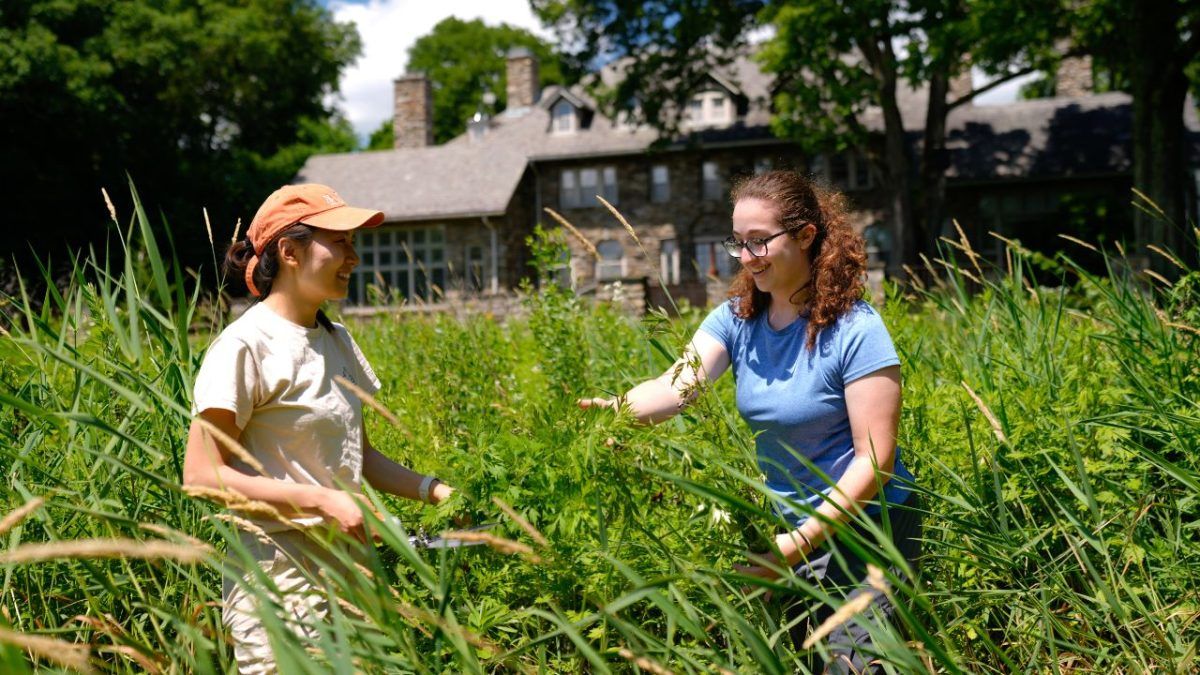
[721,223,809,259]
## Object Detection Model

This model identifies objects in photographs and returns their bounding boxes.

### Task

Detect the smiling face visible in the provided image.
[281,227,360,305]
[731,197,815,299]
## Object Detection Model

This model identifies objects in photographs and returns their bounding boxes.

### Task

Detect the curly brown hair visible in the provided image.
[727,170,867,349]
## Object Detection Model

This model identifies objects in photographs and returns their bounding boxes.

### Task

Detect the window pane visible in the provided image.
[413,229,425,245]
[360,232,374,248]
[378,231,392,247]
[580,168,598,188]
[379,250,392,266]
[652,165,668,184]
[703,161,718,180]
[561,170,576,189]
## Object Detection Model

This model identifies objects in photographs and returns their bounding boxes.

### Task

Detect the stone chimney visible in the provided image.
[1054,38,1092,97]
[505,47,540,112]
[393,72,432,149]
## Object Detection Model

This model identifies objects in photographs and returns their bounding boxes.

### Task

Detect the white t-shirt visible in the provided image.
[191,302,381,531]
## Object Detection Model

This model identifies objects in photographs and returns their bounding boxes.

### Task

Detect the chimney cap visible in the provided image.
[506,46,533,59]
[395,71,428,82]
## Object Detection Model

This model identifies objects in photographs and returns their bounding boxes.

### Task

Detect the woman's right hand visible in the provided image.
[577,397,618,410]
[314,488,372,542]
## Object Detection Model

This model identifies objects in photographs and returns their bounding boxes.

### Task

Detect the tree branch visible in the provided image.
[947,64,1038,111]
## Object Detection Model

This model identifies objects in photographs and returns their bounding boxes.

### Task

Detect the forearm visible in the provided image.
[184,463,327,518]
[622,377,688,424]
[362,445,449,503]
[783,452,896,562]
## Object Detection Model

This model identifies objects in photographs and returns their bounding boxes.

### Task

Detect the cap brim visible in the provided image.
[302,205,385,231]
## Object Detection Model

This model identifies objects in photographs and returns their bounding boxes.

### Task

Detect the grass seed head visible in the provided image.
[0,496,45,537]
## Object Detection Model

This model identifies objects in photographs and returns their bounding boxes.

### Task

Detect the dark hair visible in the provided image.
[223,223,334,331]
[727,170,867,349]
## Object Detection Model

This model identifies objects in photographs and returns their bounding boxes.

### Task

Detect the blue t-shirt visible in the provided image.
[698,299,914,523]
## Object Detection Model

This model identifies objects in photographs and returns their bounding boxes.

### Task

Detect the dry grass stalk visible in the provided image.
[0,538,211,565]
[543,207,600,260]
[1142,268,1173,288]
[440,530,542,562]
[205,513,273,544]
[1057,234,1100,253]
[138,522,207,549]
[491,496,548,547]
[866,563,890,597]
[934,258,982,286]
[802,590,875,649]
[0,496,45,537]
[1153,307,1200,337]
[952,219,985,278]
[961,382,1007,444]
[596,195,649,257]
[184,485,289,525]
[1130,187,1167,218]
[617,647,675,675]
[98,644,162,674]
[394,602,498,652]
[0,626,92,672]
[336,597,367,619]
[333,375,401,427]
[232,217,242,244]
[203,207,214,247]
[192,416,267,475]
[101,188,118,224]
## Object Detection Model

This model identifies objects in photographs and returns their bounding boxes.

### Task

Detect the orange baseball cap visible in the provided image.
[243,184,384,296]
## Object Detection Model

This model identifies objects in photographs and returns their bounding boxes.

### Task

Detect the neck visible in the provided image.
[263,289,321,329]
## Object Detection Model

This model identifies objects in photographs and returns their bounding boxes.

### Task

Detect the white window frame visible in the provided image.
[551,99,576,134]
[651,164,670,203]
[659,238,680,284]
[702,161,723,201]
[596,239,625,281]
[352,226,447,304]
[561,166,618,208]
[694,236,736,279]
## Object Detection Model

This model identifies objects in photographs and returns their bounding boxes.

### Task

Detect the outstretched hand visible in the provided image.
[577,397,617,411]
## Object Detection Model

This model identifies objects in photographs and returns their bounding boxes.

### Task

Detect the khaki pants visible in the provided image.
[222,529,360,674]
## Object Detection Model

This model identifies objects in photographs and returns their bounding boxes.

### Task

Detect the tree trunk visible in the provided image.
[920,62,952,258]
[874,44,918,276]
[1128,1,1196,269]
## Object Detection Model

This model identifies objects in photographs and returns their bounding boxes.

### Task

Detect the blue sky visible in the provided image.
[320,0,551,140]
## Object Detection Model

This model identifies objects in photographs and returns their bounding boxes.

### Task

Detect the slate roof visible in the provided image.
[295,57,1198,221]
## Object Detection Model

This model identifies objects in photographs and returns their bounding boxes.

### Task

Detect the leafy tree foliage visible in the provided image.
[405,17,570,145]
[367,119,395,151]
[0,0,361,274]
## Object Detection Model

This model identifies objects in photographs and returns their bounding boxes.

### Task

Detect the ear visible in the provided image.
[275,237,303,269]
[796,223,817,250]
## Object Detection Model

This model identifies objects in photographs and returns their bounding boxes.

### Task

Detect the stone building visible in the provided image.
[295,49,1199,310]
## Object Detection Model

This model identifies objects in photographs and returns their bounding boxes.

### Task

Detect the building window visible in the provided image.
[708,93,729,122]
[596,239,624,281]
[659,238,680,284]
[551,99,576,133]
[694,236,736,279]
[351,227,446,304]
[702,161,723,201]
[465,244,485,292]
[560,166,618,209]
[754,157,773,175]
[811,151,873,190]
[685,91,734,126]
[651,165,670,203]
[686,97,704,123]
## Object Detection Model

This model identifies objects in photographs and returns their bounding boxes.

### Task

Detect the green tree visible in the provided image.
[535,0,1051,271]
[405,17,569,145]
[0,0,360,273]
[367,119,395,151]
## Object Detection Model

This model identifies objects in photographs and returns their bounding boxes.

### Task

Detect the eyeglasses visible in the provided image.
[722,225,805,259]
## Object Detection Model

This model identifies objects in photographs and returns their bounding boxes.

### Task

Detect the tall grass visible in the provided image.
[0,186,1197,672]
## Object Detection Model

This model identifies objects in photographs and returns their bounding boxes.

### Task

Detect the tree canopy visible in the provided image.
[0,0,361,274]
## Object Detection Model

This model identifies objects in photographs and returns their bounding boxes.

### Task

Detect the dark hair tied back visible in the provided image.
[222,224,334,331]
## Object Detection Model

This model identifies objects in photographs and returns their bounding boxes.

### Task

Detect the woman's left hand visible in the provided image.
[734,530,811,581]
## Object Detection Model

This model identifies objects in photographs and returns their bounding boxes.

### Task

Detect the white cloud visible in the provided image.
[328,0,553,140]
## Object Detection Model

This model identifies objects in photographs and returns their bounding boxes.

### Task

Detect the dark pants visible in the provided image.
[782,497,923,674]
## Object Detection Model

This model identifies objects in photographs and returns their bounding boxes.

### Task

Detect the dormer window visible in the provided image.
[551,99,576,134]
[684,90,735,127]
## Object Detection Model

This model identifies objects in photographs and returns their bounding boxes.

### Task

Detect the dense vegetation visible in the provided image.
[0,191,1197,672]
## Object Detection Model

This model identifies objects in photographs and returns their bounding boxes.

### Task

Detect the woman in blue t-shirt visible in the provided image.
[580,170,921,672]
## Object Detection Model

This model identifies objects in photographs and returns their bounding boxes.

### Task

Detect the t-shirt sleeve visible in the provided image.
[191,336,259,430]
[338,327,382,395]
[840,306,901,385]
[696,301,736,353]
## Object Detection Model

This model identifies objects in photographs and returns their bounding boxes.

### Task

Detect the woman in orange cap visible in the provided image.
[182,184,457,672]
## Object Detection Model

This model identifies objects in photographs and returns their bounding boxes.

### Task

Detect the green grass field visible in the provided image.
[1,190,1197,673]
